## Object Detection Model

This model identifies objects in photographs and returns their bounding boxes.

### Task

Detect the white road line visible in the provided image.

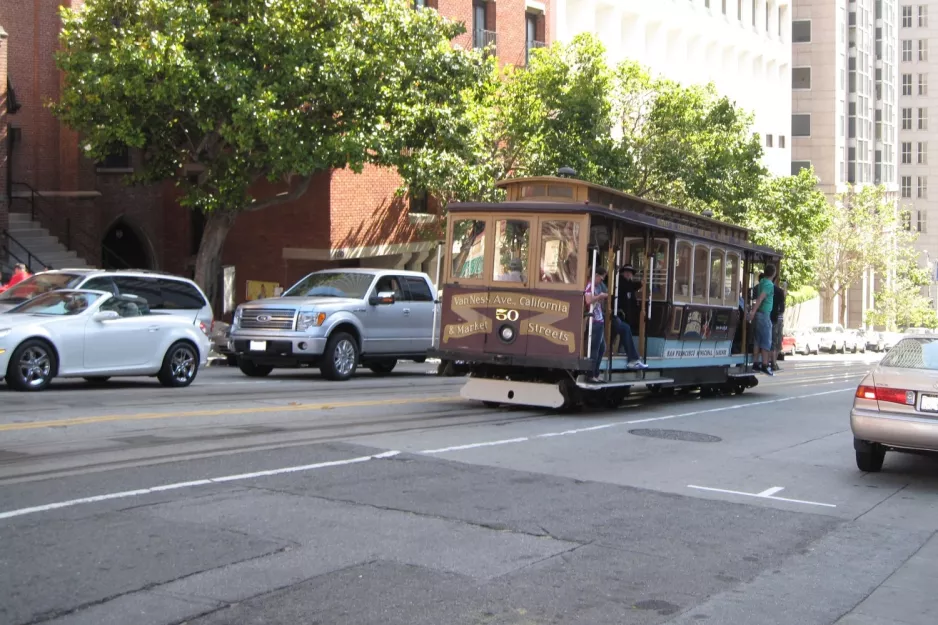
[688,484,837,508]
[757,486,786,497]
[419,387,854,455]
[0,450,401,522]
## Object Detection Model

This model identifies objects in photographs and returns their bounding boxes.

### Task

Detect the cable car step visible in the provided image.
[576,374,675,390]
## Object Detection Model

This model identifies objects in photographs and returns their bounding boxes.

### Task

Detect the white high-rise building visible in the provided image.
[551,0,793,177]
[897,2,938,286]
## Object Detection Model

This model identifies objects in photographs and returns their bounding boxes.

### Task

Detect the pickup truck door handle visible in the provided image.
[402,308,411,315]
[147,326,160,332]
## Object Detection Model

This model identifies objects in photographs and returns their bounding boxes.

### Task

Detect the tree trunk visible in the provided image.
[194,210,238,309]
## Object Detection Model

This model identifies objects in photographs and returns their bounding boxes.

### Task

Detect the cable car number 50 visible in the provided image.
[495,308,519,321]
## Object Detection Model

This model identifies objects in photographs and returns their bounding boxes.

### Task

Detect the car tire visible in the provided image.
[226,354,239,367]
[320,332,358,381]
[368,360,397,375]
[83,376,111,385]
[856,445,886,472]
[6,339,56,392]
[238,359,273,378]
[157,341,200,388]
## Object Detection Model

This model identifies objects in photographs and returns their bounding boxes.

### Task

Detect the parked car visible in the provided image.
[0,269,214,334]
[860,329,885,352]
[812,323,847,353]
[229,269,439,381]
[881,332,904,351]
[845,329,867,353]
[782,329,820,356]
[851,335,938,471]
[0,290,210,391]
[209,320,237,366]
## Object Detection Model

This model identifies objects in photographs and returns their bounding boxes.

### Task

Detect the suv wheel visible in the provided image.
[856,444,886,472]
[368,360,397,375]
[321,332,358,381]
[239,359,273,378]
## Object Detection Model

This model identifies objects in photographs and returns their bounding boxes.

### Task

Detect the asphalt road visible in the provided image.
[1,354,936,625]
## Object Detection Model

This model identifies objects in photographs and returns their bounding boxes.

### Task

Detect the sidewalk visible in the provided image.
[835,532,938,625]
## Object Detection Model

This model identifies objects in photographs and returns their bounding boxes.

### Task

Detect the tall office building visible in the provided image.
[551,0,793,177]
[897,2,938,290]
[792,0,899,325]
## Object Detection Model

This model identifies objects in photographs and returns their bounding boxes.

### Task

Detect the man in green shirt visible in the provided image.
[747,264,776,375]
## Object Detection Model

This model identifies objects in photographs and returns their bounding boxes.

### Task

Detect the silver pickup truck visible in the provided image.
[229,268,439,380]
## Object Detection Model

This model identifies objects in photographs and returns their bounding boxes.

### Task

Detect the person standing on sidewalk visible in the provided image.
[0,264,31,294]
[769,278,786,371]
[748,264,776,376]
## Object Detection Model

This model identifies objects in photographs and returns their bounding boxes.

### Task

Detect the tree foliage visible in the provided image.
[53,0,486,298]
[866,232,936,330]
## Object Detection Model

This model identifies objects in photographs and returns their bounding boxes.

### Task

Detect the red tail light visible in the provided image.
[856,385,915,406]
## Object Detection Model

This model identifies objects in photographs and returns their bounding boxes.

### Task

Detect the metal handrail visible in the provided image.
[473,29,497,51]
[9,180,135,269]
[1,229,52,272]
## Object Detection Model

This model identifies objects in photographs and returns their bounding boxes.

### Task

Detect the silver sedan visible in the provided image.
[851,335,938,471]
[0,290,210,392]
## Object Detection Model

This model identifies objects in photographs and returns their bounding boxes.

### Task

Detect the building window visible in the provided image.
[921,39,929,61]
[919,210,928,233]
[525,12,544,65]
[792,67,811,90]
[792,114,811,137]
[920,107,929,130]
[920,73,929,95]
[97,146,131,170]
[472,1,495,50]
[792,20,811,42]
[903,73,913,95]
[902,175,912,198]
[920,5,929,27]
[903,107,913,129]
[919,176,929,198]
[409,191,430,215]
[766,134,774,148]
[902,141,913,163]
[903,5,913,28]
[903,39,913,61]
[919,142,928,164]
[779,135,786,148]
[791,161,811,175]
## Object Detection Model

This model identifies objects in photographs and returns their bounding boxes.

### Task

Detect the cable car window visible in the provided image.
[709,249,724,302]
[451,219,487,280]
[674,241,693,301]
[539,220,580,284]
[521,184,547,198]
[725,253,740,306]
[547,185,574,198]
[493,219,530,283]
[693,245,710,303]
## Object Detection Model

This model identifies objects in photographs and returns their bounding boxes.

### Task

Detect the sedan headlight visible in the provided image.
[296,312,327,332]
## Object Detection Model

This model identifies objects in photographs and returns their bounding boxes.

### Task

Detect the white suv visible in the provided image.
[0,269,214,332]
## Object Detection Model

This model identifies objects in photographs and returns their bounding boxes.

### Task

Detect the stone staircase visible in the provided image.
[2,212,93,276]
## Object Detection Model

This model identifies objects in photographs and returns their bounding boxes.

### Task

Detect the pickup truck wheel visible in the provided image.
[321,332,358,381]
[239,359,273,378]
[368,360,397,375]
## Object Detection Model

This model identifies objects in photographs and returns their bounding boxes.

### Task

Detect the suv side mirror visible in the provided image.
[93,310,120,322]
[369,291,396,306]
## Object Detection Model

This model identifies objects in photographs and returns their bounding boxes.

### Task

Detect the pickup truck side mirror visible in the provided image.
[369,291,396,306]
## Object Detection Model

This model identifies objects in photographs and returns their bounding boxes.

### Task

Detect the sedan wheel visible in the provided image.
[7,340,56,392]
[157,341,199,388]
[856,445,886,472]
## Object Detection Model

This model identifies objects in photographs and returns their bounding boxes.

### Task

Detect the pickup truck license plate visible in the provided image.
[920,394,938,412]
[249,340,267,352]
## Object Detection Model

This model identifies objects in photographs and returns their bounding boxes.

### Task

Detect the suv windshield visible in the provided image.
[282,272,375,299]
[881,338,938,370]
[8,291,102,316]
[0,273,83,302]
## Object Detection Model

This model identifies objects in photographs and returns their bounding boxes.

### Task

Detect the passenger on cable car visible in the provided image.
[611,265,646,368]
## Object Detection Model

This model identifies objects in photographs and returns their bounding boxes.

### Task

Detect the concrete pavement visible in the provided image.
[1,355,937,625]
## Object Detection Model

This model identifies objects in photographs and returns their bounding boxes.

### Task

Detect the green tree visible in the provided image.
[866,234,936,330]
[740,168,833,291]
[53,0,486,299]
[815,185,904,326]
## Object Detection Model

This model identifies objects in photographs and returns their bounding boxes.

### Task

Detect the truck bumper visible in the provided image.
[230,334,327,366]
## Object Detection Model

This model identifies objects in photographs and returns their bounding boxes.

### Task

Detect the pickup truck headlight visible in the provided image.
[233,306,243,329]
[296,312,327,332]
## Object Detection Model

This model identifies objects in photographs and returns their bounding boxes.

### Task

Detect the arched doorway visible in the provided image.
[102,220,153,270]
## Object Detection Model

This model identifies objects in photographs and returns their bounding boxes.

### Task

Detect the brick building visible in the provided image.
[0,0,550,313]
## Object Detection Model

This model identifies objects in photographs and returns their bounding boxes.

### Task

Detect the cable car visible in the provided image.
[430,173,782,410]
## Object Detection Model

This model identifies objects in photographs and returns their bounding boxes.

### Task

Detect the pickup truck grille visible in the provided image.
[239,308,296,330]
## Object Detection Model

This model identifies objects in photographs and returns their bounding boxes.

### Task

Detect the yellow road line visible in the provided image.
[0,395,462,432]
